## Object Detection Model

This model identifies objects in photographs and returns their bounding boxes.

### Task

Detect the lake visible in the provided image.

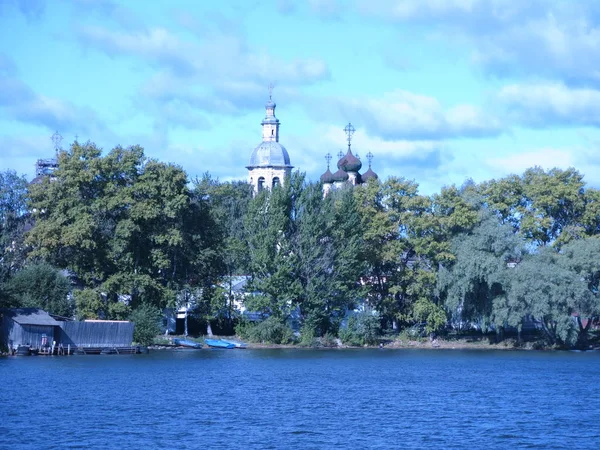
[1,348,600,449]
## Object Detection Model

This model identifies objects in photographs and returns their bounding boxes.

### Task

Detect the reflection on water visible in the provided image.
[1,349,600,449]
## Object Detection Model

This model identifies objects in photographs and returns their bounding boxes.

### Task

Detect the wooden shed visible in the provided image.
[0,308,60,351]
[58,320,134,348]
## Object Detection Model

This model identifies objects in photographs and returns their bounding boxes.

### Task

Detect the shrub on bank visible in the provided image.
[130,303,162,346]
[339,310,381,346]
[235,316,294,344]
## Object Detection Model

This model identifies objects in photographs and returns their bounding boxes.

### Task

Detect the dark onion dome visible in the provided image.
[337,149,362,173]
[361,167,379,182]
[320,168,335,184]
[331,168,349,183]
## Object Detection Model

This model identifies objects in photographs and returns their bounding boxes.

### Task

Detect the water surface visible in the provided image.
[1,349,599,449]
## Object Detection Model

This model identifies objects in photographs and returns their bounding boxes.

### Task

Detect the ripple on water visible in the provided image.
[1,349,600,449]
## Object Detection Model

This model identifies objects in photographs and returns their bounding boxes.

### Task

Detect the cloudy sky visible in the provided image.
[1,0,600,195]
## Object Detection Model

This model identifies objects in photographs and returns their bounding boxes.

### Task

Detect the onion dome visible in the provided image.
[361,167,378,182]
[320,168,335,184]
[331,168,349,183]
[337,150,362,173]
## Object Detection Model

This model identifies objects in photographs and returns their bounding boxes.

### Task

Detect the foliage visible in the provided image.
[438,210,524,330]
[0,170,29,307]
[26,142,222,314]
[339,309,381,346]
[3,262,73,316]
[73,289,104,320]
[235,316,294,345]
[130,303,162,346]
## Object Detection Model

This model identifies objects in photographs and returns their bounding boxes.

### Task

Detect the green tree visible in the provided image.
[4,262,73,316]
[294,183,364,337]
[505,248,588,346]
[0,170,30,307]
[438,210,524,333]
[26,142,221,316]
[557,237,600,347]
[130,303,161,346]
[244,175,302,322]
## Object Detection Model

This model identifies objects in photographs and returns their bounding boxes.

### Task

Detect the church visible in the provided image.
[247,90,378,194]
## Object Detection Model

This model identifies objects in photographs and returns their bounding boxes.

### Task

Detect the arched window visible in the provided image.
[272,177,280,188]
[258,177,265,192]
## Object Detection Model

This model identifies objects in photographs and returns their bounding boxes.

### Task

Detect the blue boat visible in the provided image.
[204,339,236,349]
[173,338,203,349]
[221,339,248,349]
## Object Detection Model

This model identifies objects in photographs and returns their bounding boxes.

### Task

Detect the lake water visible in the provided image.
[1,349,600,449]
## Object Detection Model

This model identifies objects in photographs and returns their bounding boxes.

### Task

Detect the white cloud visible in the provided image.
[359,1,600,86]
[77,25,330,85]
[485,146,600,188]
[498,82,600,127]
[308,89,502,141]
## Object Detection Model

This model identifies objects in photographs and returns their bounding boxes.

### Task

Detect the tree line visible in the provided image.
[1,141,599,348]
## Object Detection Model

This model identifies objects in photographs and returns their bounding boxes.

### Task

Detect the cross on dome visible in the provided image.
[344,122,355,150]
[51,131,63,152]
[268,82,274,100]
[325,153,332,169]
[366,151,374,168]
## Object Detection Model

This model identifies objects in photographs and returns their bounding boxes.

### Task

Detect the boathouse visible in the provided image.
[58,320,134,348]
[1,308,135,352]
[0,308,60,351]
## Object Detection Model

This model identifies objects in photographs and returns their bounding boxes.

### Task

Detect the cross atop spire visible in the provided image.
[344,122,355,151]
[366,151,374,168]
[51,131,63,152]
[325,153,332,169]
[268,82,274,100]
[337,150,344,160]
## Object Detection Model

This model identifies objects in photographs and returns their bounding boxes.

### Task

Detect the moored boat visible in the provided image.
[221,339,248,349]
[204,338,236,349]
[173,338,203,349]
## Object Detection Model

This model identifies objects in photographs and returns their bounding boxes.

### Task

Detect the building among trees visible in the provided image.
[247,87,293,193]
[320,122,378,195]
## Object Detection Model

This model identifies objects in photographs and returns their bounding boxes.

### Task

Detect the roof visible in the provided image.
[248,141,293,168]
[0,308,61,326]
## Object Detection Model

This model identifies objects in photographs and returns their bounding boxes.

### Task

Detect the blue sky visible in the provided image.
[1,0,600,195]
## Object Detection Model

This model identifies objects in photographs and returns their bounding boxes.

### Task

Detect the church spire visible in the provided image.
[261,83,280,142]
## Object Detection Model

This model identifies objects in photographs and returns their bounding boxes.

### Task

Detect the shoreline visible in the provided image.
[149,336,600,352]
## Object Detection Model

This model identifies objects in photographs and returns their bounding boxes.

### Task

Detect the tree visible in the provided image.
[505,248,588,346]
[244,174,302,322]
[26,142,221,317]
[438,210,524,333]
[130,303,161,346]
[0,170,30,307]
[4,262,73,316]
[294,182,364,337]
[557,237,600,347]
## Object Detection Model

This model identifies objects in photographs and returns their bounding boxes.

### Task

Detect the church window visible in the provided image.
[258,177,265,191]
[272,177,280,188]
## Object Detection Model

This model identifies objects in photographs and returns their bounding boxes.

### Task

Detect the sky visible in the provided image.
[1,0,600,195]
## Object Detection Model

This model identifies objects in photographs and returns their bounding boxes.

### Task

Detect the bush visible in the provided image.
[130,303,161,346]
[339,310,381,346]
[235,316,294,344]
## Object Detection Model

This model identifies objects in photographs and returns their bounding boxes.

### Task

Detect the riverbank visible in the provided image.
[152,334,593,351]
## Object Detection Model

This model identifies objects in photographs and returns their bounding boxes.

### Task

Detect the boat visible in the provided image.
[173,338,203,349]
[221,339,248,349]
[204,338,236,349]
